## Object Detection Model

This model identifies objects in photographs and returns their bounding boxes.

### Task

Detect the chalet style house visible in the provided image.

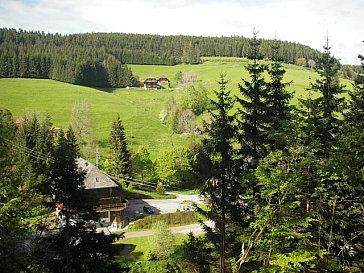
[144,77,160,90]
[144,76,170,90]
[158,77,170,85]
[78,158,128,229]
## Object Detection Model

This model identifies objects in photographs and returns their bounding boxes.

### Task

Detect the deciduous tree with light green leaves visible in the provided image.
[131,146,154,181]
[70,100,96,159]
[180,83,209,116]
[155,146,194,186]
[146,221,175,261]
[239,147,321,272]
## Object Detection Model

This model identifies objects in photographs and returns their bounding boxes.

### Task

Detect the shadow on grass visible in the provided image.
[92,87,118,93]
[115,243,136,257]
[131,251,144,261]
[97,139,109,150]
[122,189,152,200]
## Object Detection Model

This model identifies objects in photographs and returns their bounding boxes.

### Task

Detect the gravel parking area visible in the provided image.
[124,193,205,220]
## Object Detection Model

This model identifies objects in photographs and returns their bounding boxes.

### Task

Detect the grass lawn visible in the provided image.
[122,188,175,200]
[115,233,188,264]
[0,78,194,160]
[126,211,200,231]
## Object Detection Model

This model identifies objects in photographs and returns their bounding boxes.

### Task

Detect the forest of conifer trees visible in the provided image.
[0,28,325,88]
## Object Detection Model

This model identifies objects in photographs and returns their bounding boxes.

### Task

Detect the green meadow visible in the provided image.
[0,77,192,159]
[115,233,188,265]
[0,57,352,160]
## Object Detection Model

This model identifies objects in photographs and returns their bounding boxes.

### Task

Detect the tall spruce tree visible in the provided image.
[35,114,54,180]
[266,41,293,150]
[331,44,364,272]
[306,37,346,148]
[201,74,245,273]
[346,47,364,129]
[236,32,270,165]
[295,39,362,272]
[109,114,132,179]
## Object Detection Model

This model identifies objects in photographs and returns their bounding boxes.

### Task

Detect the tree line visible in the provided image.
[0,28,324,84]
[0,28,136,87]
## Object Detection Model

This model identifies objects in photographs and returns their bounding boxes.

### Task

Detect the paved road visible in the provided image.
[124,193,205,219]
[123,221,214,238]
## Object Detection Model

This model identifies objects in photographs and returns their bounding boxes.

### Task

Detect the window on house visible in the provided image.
[99,211,108,219]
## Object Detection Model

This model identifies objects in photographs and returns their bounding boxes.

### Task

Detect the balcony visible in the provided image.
[98,197,127,210]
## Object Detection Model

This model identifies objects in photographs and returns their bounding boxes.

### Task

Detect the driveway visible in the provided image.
[124,193,205,220]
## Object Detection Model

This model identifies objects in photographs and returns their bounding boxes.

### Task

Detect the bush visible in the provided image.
[156,183,165,195]
[147,221,175,260]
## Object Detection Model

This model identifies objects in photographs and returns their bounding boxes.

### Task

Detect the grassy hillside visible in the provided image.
[0,57,352,161]
[131,57,351,102]
[0,78,195,160]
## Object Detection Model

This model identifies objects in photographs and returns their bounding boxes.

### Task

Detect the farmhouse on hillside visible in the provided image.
[78,158,128,229]
[144,76,170,90]
[144,77,160,90]
[158,77,170,85]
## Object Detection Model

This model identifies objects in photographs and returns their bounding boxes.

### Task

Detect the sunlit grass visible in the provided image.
[0,58,352,161]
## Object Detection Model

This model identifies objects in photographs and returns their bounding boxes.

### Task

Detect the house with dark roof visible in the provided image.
[158,77,170,85]
[143,77,160,90]
[78,158,128,229]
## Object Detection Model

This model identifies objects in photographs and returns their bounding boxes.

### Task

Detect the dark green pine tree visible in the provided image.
[236,31,269,166]
[346,48,364,130]
[329,44,364,271]
[201,74,245,273]
[17,114,54,194]
[37,127,120,273]
[20,113,40,152]
[18,114,47,193]
[35,114,55,194]
[266,41,293,150]
[306,37,346,148]
[296,41,362,272]
[109,114,132,179]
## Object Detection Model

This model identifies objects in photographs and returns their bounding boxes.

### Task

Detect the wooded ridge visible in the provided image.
[0,28,324,87]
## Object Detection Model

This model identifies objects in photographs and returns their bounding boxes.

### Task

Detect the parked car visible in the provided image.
[143,205,153,214]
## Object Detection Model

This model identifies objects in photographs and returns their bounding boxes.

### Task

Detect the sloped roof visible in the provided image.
[77,158,121,190]
[144,78,158,83]
[158,77,170,82]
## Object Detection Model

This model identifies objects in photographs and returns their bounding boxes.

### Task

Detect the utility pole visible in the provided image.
[131,126,133,147]
[95,146,100,168]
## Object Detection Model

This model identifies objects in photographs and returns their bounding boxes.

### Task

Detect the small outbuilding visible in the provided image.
[194,127,203,135]
[158,77,170,85]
